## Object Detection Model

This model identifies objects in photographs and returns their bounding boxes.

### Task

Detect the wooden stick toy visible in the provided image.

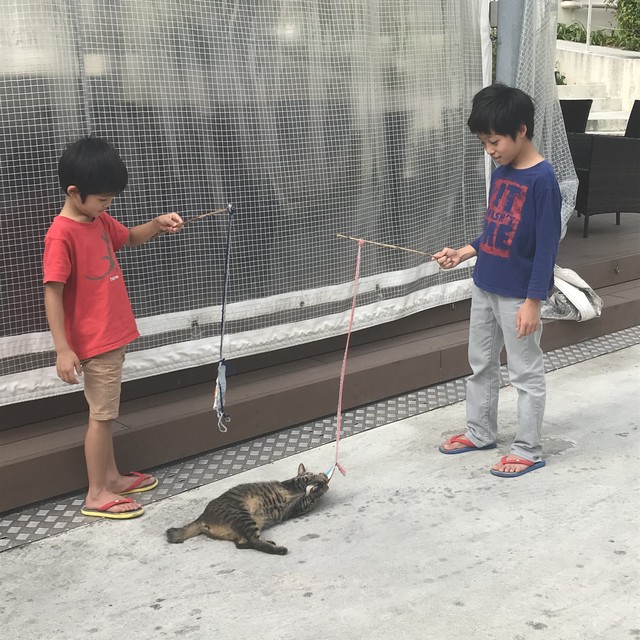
[336,233,433,259]
[182,207,229,227]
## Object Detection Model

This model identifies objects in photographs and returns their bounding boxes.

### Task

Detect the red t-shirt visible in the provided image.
[43,213,140,360]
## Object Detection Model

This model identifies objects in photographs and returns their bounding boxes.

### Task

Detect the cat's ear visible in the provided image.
[297,463,306,475]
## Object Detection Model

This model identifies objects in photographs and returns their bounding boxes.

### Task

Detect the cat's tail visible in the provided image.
[166,520,204,544]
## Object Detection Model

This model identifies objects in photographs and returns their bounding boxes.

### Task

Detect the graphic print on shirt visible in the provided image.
[85,230,117,280]
[479,178,528,258]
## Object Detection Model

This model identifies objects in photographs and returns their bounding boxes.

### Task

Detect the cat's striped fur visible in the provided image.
[166,464,329,554]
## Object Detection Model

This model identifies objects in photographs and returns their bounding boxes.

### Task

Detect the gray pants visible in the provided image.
[464,285,545,462]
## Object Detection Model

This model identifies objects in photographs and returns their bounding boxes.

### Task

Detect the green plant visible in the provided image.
[557,9,640,52]
[610,0,640,51]
[589,29,617,47]
[557,22,587,43]
[555,68,567,86]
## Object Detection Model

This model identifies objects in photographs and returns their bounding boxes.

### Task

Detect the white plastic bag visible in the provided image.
[541,266,603,322]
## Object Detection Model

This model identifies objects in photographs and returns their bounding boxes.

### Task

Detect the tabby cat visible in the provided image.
[166,463,329,555]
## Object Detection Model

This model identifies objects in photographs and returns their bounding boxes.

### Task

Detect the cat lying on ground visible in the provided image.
[166,463,329,555]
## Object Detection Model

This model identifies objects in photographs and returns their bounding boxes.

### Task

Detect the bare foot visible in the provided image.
[110,472,158,495]
[441,440,469,452]
[85,490,142,513]
[439,434,495,453]
[491,456,532,474]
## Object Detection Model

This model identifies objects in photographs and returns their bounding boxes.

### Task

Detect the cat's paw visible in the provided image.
[309,481,329,496]
[273,545,288,555]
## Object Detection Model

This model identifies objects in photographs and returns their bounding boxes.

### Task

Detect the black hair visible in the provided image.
[467,83,535,140]
[58,137,128,201]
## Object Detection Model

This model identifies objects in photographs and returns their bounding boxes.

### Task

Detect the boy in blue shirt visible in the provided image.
[434,84,561,477]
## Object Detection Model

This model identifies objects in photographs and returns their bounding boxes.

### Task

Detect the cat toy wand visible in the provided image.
[212,204,235,433]
[158,204,235,432]
[153,207,228,239]
[181,207,229,227]
[336,233,434,259]
[324,237,365,483]
[325,234,437,482]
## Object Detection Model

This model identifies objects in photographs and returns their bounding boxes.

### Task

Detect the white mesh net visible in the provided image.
[509,0,578,231]
[0,0,575,407]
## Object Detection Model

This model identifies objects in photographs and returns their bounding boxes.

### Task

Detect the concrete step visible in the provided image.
[559,95,623,112]
[557,84,626,131]
[587,110,629,133]
[557,83,609,100]
[591,97,623,111]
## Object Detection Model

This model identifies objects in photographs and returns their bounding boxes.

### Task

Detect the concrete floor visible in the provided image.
[1,345,639,640]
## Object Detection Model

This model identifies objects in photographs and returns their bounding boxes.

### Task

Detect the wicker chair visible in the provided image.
[560,99,593,133]
[624,100,640,138]
[566,132,640,238]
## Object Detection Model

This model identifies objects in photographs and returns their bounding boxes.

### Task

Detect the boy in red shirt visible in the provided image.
[43,137,183,518]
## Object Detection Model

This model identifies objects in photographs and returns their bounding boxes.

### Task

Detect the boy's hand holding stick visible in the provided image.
[153,207,228,238]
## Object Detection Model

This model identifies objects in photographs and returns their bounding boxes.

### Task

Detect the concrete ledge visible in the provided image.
[556,41,640,113]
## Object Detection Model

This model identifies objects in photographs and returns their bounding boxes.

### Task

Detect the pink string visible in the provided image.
[331,238,364,479]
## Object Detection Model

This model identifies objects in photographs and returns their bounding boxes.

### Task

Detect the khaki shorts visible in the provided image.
[81,346,126,421]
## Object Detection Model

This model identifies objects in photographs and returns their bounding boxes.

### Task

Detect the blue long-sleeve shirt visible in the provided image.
[470,160,561,300]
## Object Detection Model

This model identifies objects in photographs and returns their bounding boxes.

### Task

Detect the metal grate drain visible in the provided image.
[1,325,639,552]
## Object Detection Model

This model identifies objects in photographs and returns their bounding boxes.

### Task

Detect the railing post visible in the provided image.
[586,0,593,51]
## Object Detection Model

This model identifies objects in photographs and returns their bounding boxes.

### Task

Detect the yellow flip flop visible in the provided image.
[81,498,144,519]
